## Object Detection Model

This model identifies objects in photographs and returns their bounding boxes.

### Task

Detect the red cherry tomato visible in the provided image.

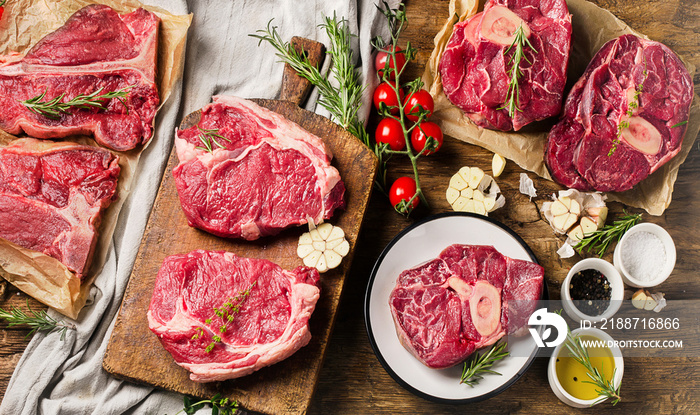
[373,82,405,114]
[389,176,420,213]
[375,117,406,151]
[411,121,444,155]
[403,89,434,122]
[375,46,407,80]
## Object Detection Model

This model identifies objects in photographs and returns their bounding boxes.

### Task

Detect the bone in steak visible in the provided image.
[389,244,543,369]
[0,138,120,278]
[147,250,321,382]
[173,96,345,240]
[439,0,572,131]
[545,35,694,192]
[0,5,160,151]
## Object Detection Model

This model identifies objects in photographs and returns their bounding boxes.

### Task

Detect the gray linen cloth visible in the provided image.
[0,0,394,413]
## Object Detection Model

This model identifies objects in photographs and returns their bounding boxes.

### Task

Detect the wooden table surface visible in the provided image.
[2,0,699,413]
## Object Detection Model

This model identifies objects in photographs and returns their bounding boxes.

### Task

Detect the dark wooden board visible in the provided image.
[102,98,377,414]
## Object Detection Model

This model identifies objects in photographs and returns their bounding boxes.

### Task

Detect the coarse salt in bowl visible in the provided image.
[613,223,676,288]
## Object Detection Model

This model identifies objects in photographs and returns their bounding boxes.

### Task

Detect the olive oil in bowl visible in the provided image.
[555,335,615,400]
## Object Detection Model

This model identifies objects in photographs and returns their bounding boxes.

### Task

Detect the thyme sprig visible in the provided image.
[575,211,642,257]
[250,16,369,148]
[22,86,132,120]
[0,300,75,340]
[177,393,238,415]
[195,126,230,153]
[191,282,256,353]
[609,64,649,156]
[460,340,509,387]
[500,24,536,117]
[564,332,621,405]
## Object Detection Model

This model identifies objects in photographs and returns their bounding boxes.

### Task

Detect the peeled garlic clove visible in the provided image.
[334,239,350,257]
[317,222,333,240]
[568,225,584,243]
[303,250,322,268]
[550,199,568,216]
[644,296,658,311]
[468,167,485,189]
[580,216,598,236]
[473,189,484,202]
[631,289,648,309]
[450,169,470,190]
[483,197,496,212]
[446,187,460,205]
[569,199,581,216]
[492,153,506,177]
[473,200,486,215]
[297,244,315,258]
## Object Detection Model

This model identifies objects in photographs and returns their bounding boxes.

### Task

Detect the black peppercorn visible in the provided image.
[569,269,611,316]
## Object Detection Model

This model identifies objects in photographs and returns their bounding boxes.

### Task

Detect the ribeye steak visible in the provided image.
[545,35,693,192]
[0,138,120,278]
[147,250,321,382]
[173,96,345,240]
[0,5,160,151]
[440,0,572,131]
[389,244,543,369]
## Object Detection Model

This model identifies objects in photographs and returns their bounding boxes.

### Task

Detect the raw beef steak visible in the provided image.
[389,244,543,369]
[147,250,321,382]
[440,0,571,131]
[0,138,120,278]
[0,5,160,151]
[545,35,693,192]
[173,96,345,240]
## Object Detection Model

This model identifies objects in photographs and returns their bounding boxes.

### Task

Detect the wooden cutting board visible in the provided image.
[103,38,378,414]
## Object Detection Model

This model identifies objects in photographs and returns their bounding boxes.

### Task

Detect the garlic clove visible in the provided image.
[580,216,598,236]
[334,239,350,256]
[631,289,648,309]
[492,153,506,177]
[450,171,469,191]
[473,189,484,202]
[463,199,475,213]
[473,200,486,215]
[303,250,322,268]
[568,225,584,243]
[460,187,474,199]
[317,222,333,240]
[297,243,315,258]
[453,196,469,211]
[309,229,323,242]
[569,199,581,216]
[643,296,658,311]
[446,187,460,205]
[483,197,496,212]
[468,167,485,189]
[550,199,568,216]
[559,196,572,210]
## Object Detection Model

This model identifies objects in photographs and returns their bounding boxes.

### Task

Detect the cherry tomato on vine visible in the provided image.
[411,121,443,155]
[373,82,404,114]
[403,89,434,122]
[0,0,6,19]
[375,117,406,151]
[389,176,420,213]
[375,45,407,80]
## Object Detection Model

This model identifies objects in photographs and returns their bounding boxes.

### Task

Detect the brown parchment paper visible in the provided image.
[423,0,699,216]
[0,1,192,319]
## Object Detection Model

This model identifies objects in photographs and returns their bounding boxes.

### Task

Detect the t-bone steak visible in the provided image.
[173,95,345,240]
[439,0,572,131]
[389,244,543,369]
[0,138,120,278]
[0,5,160,151]
[147,250,321,382]
[545,34,694,192]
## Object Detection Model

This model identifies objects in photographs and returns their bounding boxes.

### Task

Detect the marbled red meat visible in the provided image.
[389,244,543,369]
[147,250,321,382]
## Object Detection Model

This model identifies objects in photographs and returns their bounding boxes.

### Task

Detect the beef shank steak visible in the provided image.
[147,250,321,382]
[545,34,693,192]
[0,138,120,278]
[173,95,345,240]
[0,5,160,151]
[389,244,543,369]
[439,0,572,131]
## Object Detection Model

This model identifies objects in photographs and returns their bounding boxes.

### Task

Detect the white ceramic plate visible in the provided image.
[364,212,546,403]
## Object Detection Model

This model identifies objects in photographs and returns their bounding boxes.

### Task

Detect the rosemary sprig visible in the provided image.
[460,340,509,387]
[671,120,688,128]
[575,211,642,257]
[22,86,132,120]
[609,64,649,156]
[564,332,621,405]
[191,282,256,353]
[0,300,75,340]
[500,24,536,117]
[177,393,238,415]
[195,126,230,153]
[250,16,368,147]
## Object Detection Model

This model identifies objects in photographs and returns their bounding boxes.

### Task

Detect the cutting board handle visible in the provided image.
[280,37,326,107]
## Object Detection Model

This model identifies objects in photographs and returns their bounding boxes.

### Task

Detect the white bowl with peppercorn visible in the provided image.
[561,258,624,323]
[612,223,676,288]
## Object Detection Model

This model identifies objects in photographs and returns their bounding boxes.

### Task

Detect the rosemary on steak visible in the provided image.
[21,85,132,119]
[177,393,238,415]
[460,340,509,387]
[250,16,369,148]
[500,23,536,117]
[191,282,256,353]
[564,332,621,405]
[609,64,649,156]
[575,211,642,257]
[195,126,230,153]
[0,300,75,341]
[671,120,688,128]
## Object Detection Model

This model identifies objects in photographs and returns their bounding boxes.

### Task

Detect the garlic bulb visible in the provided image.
[445,166,504,216]
[297,223,349,273]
